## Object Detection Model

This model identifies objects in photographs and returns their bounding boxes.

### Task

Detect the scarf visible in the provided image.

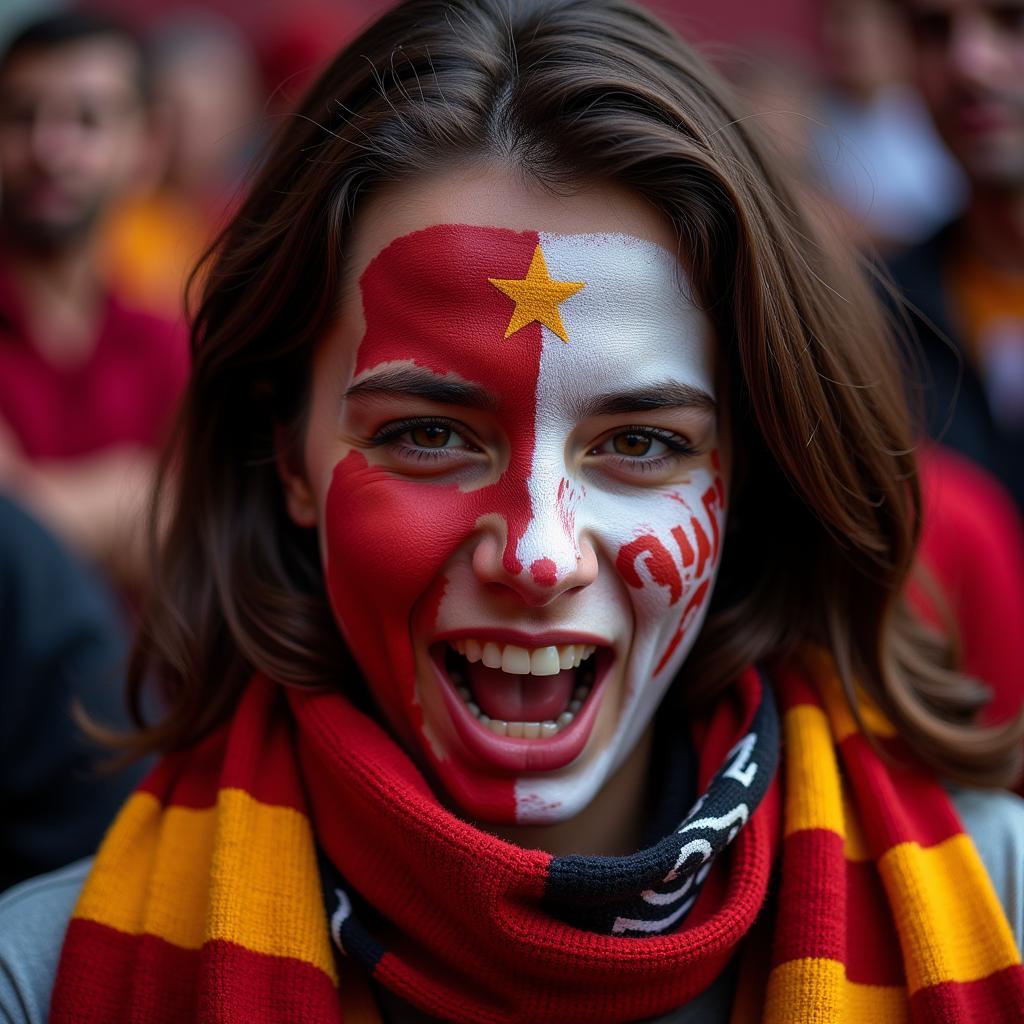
[50,659,1024,1023]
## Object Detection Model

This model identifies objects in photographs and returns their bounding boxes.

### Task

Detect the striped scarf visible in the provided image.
[51,659,1024,1023]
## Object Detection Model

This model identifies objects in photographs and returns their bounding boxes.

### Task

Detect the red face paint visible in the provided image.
[324,225,547,817]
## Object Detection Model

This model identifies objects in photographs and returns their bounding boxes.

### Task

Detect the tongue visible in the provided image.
[466,663,575,722]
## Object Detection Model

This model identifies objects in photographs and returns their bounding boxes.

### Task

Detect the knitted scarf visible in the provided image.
[51,659,1024,1023]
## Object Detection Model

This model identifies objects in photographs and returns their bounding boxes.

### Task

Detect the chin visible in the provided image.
[426,733,621,827]
[406,637,661,827]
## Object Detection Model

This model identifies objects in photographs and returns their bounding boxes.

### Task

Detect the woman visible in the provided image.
[1,0,1022,1020]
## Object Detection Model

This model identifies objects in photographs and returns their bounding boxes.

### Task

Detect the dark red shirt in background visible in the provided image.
[0,263,188,460]
[915,444,1024,727]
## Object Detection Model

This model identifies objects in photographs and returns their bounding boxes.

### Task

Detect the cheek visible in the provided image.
[611,459,726,672]
[321,453,469,691]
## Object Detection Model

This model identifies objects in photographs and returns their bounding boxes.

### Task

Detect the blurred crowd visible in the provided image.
[0,0,1021,890]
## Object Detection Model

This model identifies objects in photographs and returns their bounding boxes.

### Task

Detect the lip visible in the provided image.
[434,627,611,648]
[430,642,613,773]
[950,99,1018,138]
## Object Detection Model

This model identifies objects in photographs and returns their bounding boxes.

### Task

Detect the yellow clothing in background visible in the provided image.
[99,191,210,321]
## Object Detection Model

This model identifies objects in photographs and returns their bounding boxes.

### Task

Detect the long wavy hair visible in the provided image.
[124,0,1020,785]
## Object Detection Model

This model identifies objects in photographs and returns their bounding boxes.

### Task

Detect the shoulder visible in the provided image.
[0,859,90,1024]
[950,787,1024,949]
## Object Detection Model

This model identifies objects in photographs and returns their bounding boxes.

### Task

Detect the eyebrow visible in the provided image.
[344,368,714,418]
[344,366,498,410]
[575,382,717,419]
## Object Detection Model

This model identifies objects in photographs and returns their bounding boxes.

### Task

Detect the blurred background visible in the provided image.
[0,0,973,311]
[0,0,1020,890]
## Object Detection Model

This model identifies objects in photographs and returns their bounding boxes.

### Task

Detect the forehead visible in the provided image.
[342,166,714,394]
[354,223,715,395]
[347,165,683,289]
[0,40,141,106]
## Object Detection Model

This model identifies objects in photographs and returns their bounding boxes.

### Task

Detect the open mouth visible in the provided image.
[430,634,611,773]
[445,640,598,738]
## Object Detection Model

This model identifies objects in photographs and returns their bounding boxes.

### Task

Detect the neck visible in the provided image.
[5,236,105,363]
[961,187,1024,271]
[485,726,655,857]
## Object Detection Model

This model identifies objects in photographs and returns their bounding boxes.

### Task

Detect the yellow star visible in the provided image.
[488,244,585,344]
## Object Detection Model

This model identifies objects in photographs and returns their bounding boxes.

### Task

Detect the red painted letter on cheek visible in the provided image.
[701,486,721,563]
[616,534,683,605]
[654,579,710,676]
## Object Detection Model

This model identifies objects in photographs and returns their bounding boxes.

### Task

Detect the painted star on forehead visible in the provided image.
[488,243,585,344]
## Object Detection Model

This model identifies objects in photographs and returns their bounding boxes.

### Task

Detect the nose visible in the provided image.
[947,12,1006,86]
[471,504,599,606]
[30,113,78,172]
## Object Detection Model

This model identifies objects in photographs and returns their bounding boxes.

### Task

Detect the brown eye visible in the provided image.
[410,424,452,448]
[613,431,653,457]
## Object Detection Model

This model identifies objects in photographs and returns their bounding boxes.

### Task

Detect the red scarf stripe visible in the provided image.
[769,828,846,967]
[52,922,342,1023]
[769,827,905,987]
[52,921,206,1023]
[909,965,1024,1020]
[843,858,906,985]
[137,691,309,814]
[351,824,769,978]
[838,733,963,852]
[373,936,734,1024]
[136,735,223,808]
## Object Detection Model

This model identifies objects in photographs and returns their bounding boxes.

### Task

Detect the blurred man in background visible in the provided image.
[0,12,187,588]
[101,12,263,318]
[890,0,1024,511]
[814,0,965,249]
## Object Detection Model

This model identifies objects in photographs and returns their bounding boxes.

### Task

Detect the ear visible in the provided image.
[274,422,318,528]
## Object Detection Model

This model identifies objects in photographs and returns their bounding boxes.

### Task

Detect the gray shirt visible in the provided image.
[2,787,1022,1024]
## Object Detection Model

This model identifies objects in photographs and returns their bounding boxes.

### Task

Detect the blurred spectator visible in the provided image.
[730,28,1024,732]
[0,11,187,588]
[0,494,147,891]
[726,42,865,244]
[813,0,966,249]
[888,0,1024,511]
[101,13,263,318]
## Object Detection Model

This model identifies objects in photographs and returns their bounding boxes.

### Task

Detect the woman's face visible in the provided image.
[286,165,728,825]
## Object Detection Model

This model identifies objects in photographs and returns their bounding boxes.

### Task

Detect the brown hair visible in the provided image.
[127,0,1021,785]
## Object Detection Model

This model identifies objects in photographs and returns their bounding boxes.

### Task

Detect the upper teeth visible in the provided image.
[449,639,597,676]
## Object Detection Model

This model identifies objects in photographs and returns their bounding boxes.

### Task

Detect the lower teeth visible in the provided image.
[460,683,592,739]
[445,647,596,740]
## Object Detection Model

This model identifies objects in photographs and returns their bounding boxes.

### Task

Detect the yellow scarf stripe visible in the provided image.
[764,958,907,1023]
[878,834,1021,991]
[781,702,845,838]
[74,788,336,981]
[775,667,1024,1018]
[814,670,897,745]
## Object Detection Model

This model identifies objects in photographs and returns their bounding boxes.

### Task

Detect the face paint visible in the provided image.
[321,224,724,825]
